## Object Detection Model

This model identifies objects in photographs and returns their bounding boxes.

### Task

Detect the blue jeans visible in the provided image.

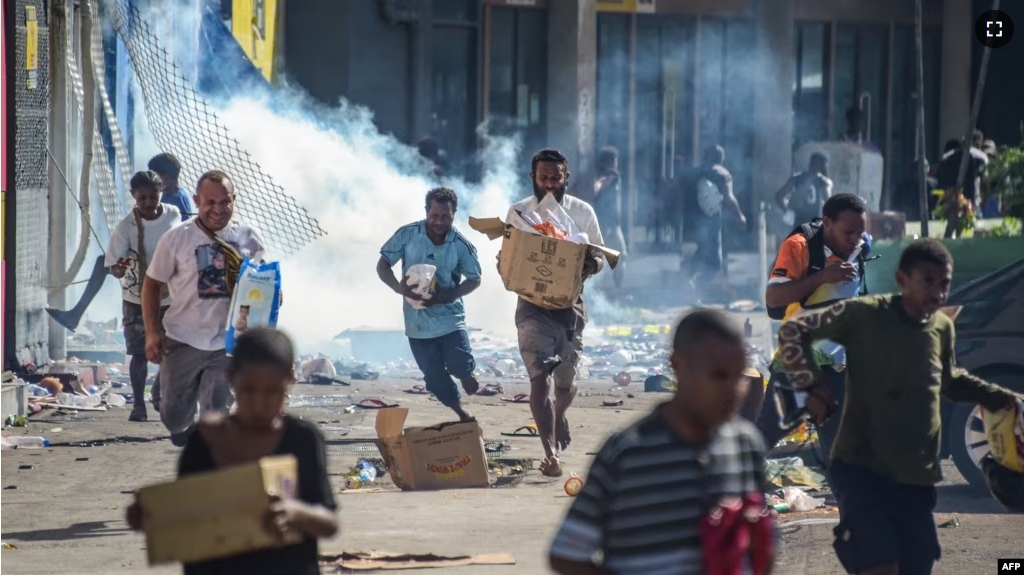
[407,330,475,409]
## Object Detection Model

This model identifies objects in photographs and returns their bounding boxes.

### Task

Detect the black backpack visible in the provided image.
[766,219,871,320]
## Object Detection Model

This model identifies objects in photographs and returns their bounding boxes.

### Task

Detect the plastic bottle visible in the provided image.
[2,436,50,449]
[106,394,127,408]
[28,384,50,397]
[345,460,377,489]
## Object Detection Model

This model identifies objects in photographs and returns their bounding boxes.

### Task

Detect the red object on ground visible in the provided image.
[700,491,775,575]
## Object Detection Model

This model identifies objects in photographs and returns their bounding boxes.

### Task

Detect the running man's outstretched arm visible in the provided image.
[940,323,1023,412]
[776,300,858,391]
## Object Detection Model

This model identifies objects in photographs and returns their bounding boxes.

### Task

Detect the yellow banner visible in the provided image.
[597,0,655,13]
[232,0,278,82]
[25,6,38,90]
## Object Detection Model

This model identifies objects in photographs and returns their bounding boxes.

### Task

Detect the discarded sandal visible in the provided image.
[602,400,624,407]
[502,394,531,404]
[484,441,511,454]
[403,385,430,395]
[355,399,399,409]
[501,424,538,438]
[476,384,503,396]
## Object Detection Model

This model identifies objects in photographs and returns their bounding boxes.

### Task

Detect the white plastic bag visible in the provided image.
[404,264,437,310]
[782,486,824,512]
[536,194,582,238]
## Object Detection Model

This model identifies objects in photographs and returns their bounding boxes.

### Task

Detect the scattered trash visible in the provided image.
[1,436,50,450]
[644,375,675,393]
[75,457,90,462]
[614,371,631,386]
[491,359,517,377]
[4,486,16,490]
[344,460,378,490]
[938,517,960,529]
[765,457,825,488]
[17,465,32,470]
[4,415,26,427]
[321,550,516,570]
[3,543,16,549]
[564,473,584,496]
[308,372,350,386]
[781,486,824,512]
[105,394,127,408]
[501,394,530,404]
[49,428,62,433]
[484,441,510,454]
[501,424,537,438]
[602,400,624,407]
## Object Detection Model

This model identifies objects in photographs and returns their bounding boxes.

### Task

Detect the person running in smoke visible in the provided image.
[377,187,482,421]
[776,239,1021,575]
[758,193,868,475]
[774,152,833,226]
[148,152,197,221]
[685,145,746,303]
[505,148,605,478]
[550,310,773,575]
[143,170,267,446]
[107,170,182,422]
[592,146,627,294]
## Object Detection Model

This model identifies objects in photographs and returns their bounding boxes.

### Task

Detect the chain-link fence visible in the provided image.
[13,0,51,365]
[98,0,326,257]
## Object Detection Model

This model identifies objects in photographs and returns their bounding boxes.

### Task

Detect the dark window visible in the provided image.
[433,0,476,21]
[833,23,888,146]
[431,27,477,174]
[486,7,547,168]
[793,22,829,146]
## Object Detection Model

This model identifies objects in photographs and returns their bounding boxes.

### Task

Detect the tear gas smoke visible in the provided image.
[214,95,526,353]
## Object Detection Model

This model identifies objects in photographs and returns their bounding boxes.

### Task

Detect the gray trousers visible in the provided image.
[159,338,233,434]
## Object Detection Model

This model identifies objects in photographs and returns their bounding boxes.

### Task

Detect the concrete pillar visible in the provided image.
[546,0,597,200]
[751,0,795,205]
[938,0,971,148]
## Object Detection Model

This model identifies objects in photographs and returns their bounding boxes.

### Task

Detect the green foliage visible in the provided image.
[982,130,1024,219]
[991,217,1023,238]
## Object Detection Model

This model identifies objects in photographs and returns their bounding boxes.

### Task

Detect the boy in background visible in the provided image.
[107,171,181,421]
[549,309,772,575]
[777,239,1021,575]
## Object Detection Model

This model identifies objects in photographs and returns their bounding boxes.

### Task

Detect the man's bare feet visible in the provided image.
[555,413,571,453]
[459,375,480,396]
[453,405,475,422]
[539,455,564,478]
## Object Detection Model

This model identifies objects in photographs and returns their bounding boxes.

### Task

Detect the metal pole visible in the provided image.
[758,202,768,305]
[955,0,1000,191]
[914,0,930,238]
[48,0,70,361]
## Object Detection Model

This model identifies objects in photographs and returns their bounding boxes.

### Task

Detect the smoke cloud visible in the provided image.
[214,94,526,353]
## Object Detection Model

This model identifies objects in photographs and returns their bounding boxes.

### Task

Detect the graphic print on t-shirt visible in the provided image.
[195,242,238,300]
[120,248,142,298]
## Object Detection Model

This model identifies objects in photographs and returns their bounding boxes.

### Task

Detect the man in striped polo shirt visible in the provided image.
[550,309,773,575]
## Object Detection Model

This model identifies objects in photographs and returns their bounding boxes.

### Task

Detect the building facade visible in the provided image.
[255,0,1021,255]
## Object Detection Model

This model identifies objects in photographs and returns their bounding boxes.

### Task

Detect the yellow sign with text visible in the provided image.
[231,0,278,82]
[597,0,655,13]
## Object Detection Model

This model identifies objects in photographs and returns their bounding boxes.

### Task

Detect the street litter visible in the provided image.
[320,550,516,570]
[781,486,825,512]
[765,457,826,488]
[564,473,584,496]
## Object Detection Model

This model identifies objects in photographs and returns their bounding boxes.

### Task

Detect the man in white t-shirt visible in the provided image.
[142,170,266,446]
[107,171,182,422]
[504,148,606,478]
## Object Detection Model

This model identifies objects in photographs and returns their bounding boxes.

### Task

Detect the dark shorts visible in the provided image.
[830,458,941,575]
[122,302,168,357]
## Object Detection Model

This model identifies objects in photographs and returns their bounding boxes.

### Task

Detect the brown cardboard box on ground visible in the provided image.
[136,455,301,565]
[468,217,620,310]
[374,408,490,491]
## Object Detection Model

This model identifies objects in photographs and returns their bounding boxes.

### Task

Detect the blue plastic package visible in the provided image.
[224,258,282,355]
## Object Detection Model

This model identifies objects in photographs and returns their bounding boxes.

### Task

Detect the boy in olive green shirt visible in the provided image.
[777,239,1019,575]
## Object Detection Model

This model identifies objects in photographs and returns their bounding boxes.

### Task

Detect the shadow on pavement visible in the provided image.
[3,521,130,542]
[935,483,1007,515]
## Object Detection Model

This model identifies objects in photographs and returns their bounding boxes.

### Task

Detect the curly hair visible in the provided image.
[898,239,953,274]
[531,148,569,173]
[425,187,458,211]
[129,170,163,195]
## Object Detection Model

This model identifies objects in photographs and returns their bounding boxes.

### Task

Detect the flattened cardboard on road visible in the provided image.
[469,217,620,310]
[322,550,516,570]
[374,407,490,491]
[136,455,301,565]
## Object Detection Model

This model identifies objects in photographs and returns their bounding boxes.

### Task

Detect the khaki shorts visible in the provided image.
[516,314,583,389]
